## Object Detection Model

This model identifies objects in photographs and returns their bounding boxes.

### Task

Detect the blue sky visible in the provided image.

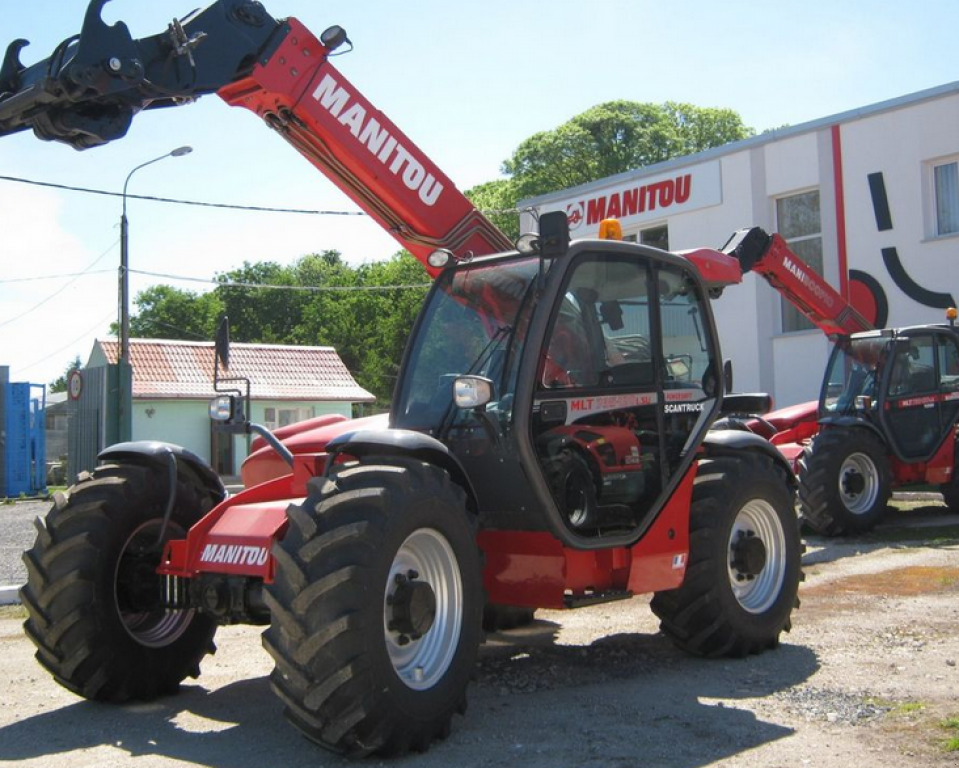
[2,0,957,386]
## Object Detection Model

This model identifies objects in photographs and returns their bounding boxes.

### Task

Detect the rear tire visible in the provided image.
[798,428,891,536]
[20,462,218,701]
[263,457,482,757]
[651,453,801,657]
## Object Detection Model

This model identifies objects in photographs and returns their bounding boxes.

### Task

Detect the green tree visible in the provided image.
[50,355,82,393]
[464,178,521,242]
[297,251,429,407]
[119,285,223,340]
[487,99,753,211]
[124,249,428,407]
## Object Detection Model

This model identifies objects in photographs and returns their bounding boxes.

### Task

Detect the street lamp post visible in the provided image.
[116,145,192,442]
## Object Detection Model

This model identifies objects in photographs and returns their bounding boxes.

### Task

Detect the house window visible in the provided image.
[777,190,823,333]
[263,406,314,430]
[934,160,959,236]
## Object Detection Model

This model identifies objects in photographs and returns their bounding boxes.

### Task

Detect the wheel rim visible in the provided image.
[838,452,879,515]
[727,499,787,614]
[384,528,463,691]
[565,469,592,528]
[115,520,195,648]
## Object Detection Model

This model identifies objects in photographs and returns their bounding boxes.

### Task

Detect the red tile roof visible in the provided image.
[95,338,374,402]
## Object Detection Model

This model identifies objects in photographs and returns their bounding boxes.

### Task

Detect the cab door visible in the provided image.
[884,332,954,460]
[530,252,719,537]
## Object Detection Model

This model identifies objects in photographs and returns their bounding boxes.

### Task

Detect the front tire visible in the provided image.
[263,457,482,757]
[651,453,801,657]
[798,427,892,536]
[20,462,218,701]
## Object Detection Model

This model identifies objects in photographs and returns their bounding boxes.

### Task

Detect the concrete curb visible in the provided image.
[0,585,20,606]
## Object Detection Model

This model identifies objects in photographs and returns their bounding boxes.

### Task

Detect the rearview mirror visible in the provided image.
[209,394,237,422]
[453,376,494,409]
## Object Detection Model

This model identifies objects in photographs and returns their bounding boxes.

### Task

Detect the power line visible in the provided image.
[0,266,432,292]
[0,173,525,217]
[0,238,119,329]
[129,268,431,292]
[0,174,367,216]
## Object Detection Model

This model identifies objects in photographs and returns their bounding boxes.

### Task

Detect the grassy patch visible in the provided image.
[864,524,959,546]
[940,716,959,752]
[866,698,926,716]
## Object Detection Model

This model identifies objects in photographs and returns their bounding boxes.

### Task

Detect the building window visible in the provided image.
[777,190,823,333]
[934,160,959,236]
[623,225,669,250]
[263,406,314,430]
[641,224,669,251]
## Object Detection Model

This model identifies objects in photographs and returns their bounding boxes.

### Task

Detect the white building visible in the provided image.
[519,81,959,409]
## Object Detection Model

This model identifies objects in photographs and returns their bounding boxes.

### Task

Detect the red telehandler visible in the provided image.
[717,227,959,536]
[2,1,803,756]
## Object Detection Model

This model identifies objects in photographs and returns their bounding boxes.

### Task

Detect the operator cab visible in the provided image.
[392,213,723,547]
[821,324,959,462]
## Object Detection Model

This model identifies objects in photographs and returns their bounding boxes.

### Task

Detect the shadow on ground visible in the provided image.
[0,622,818,768]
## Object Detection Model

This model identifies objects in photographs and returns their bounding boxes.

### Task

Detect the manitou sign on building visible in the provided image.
[521,81,959,409]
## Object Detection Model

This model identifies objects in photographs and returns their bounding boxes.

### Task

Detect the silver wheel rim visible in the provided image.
[384,528,463,691]
[115,520,194,648]
[838,452,880,515]
[727,499,787,614]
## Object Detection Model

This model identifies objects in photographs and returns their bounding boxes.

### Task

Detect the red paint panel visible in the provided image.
[478,530,568,609]
[159,474,296,581]
[479,464,698,608]
[626,463,695,594]
[678,248,744,292]
[194,502,291,579]
[889,426,957,485]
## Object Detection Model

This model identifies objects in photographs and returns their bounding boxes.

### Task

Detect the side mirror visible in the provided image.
[209,394,240,422]
[453,376,494,410]
[539,211,570,259]
[723,359,734,394]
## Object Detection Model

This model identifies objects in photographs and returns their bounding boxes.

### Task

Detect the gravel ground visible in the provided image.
[1,498,958,767]
[0,498,46,587]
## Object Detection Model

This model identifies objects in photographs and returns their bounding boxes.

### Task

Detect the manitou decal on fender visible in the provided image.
[199,544,270,566]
